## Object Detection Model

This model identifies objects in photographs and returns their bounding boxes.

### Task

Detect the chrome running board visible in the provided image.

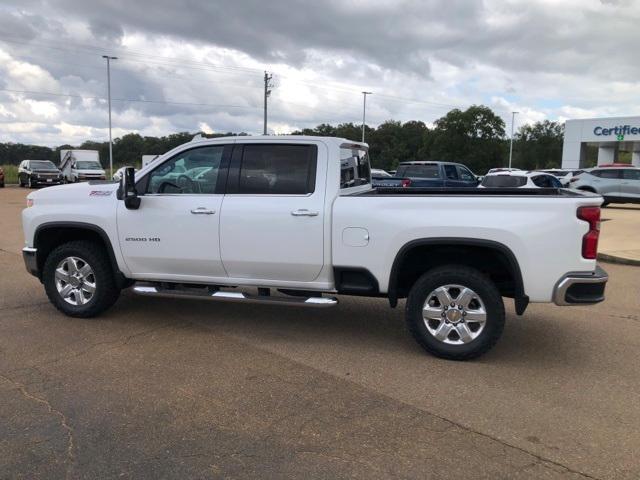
[132,285,338,307]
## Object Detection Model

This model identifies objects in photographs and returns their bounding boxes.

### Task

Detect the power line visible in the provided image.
[0,35,263,75]
[0,35,473,111]
[0,88,261,110]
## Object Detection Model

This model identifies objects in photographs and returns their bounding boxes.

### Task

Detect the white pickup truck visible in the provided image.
[22,136,608,360]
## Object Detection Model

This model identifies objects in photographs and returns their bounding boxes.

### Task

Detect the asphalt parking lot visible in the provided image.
[1,186,639,479]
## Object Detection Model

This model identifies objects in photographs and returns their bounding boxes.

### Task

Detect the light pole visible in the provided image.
[508,111,519,169]
[361,91,372,143]
[102,55,117,178]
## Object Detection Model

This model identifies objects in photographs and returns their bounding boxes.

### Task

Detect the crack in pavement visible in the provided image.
[29,321,182,369]
[0,247,20,257]
[0,289,618,479]
[0,372,75,479]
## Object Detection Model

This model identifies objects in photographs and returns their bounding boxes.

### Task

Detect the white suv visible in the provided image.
[480,171,563,188]
[571,167,640,206]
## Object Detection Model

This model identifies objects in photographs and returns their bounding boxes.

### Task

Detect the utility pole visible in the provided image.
[102,55,117,177]
[508,111,519,169]
[361,91,372,143]
[263,71,273,135]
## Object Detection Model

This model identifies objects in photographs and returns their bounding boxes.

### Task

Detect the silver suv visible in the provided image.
[571,167,640,206]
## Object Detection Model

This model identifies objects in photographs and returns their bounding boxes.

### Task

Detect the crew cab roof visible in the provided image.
[189,134,368,149]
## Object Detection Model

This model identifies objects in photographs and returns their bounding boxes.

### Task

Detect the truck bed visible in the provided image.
[355,187,589,197]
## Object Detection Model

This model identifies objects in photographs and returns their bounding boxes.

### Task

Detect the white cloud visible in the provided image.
[0,0,639,146]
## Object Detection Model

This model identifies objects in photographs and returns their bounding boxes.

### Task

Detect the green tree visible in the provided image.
[429,105,506,174]
[514,120,564,170]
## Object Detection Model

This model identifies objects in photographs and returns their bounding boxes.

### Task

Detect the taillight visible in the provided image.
[577,206,600,259]
[401,178,411,188]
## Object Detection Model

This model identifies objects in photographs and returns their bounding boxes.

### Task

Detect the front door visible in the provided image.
[219,142,325,282]
[117,144,230,281]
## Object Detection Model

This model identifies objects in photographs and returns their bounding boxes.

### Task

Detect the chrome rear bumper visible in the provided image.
[553,265,608,306]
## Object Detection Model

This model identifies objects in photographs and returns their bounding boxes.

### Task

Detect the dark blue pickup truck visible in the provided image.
[372,161,480,188]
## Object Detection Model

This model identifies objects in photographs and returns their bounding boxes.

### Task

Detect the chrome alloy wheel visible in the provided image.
[422,284,487,345]
[54,256,96,306]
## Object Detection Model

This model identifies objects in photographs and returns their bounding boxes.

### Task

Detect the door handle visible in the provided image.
[190,207,216,215]
[291,209,319,217]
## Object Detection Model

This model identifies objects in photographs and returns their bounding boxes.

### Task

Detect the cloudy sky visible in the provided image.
[0,0,638,146]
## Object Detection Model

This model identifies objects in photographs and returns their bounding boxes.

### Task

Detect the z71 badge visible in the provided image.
[89,191,113,196]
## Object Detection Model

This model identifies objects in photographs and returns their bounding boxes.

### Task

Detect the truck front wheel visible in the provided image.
[406,265,505,361]
[42,240,120,318]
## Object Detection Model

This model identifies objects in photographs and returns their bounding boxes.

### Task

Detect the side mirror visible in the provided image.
[117,167,141,210]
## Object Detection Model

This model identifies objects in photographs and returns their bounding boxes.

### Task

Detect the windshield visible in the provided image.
[396,164,440,179]
[30,161,57,169]
[481,175,528,187]
[76,161,103,170]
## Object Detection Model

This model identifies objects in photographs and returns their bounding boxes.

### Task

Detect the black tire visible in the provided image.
[28,176,35,188]
[406,265,505,361]
[42,240,120,318]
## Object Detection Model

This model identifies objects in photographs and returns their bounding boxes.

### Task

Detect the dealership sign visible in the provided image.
[593,125,640,140]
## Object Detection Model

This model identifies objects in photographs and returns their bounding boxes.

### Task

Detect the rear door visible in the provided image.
[591,168,622,196]
[620,169,640,198]
[219,142,326,282]
[442,164,461,187]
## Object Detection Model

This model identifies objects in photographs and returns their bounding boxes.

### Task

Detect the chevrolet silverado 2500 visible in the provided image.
[21,136,608,360]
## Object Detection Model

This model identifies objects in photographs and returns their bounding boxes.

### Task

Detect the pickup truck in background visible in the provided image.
[372,161,480,188]
[22,136,607,360]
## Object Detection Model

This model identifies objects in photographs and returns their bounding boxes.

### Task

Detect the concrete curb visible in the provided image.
[598,252,640,267]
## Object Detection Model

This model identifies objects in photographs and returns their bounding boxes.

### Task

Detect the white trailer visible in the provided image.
[59,150,106,183]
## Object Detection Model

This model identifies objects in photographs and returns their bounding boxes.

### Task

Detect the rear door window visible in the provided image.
[443,165,458,180]
[238,144,317,195]
[622,169,640,180]
[592,169,621,179]
[532,175,561,188]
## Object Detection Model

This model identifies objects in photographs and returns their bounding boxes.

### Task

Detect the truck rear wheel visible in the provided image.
[42,240,120,318]
[406,265,505,361]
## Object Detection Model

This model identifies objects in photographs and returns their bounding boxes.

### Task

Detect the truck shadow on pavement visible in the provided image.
[102,290,590,368]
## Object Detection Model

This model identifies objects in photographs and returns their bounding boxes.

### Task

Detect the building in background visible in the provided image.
[562,116,640,168]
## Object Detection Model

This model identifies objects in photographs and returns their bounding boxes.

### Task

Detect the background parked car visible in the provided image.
[538,168,584,187]
[18,160,63,188]
[480,171,563,188]
[0,167,4,188]
[486,167,521,174]
[390,161,480,188]
[570,167,640,206]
